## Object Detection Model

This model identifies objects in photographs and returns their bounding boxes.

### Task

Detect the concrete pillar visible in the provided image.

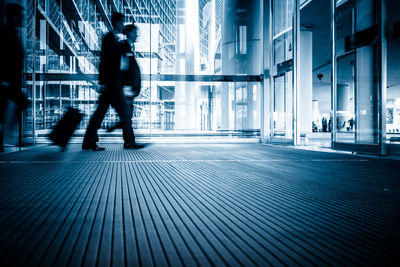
[298,30,313,135]
[356,46,377,142]
[337,83,351,130]
[337,83,350,112]
[221,0,262,130]
[354,0,378,143]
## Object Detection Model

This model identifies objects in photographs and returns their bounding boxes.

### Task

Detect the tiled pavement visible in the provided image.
[0,143,399,266]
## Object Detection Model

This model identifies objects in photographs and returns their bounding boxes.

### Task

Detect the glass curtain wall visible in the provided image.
[271,0,295,142]
[24,0,104,139]
[333,0,384,152]
[386,0,400,147]
[221,0,262,132]
[17,0,261,143]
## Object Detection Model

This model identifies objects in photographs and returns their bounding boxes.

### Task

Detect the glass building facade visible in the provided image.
[1,0,399,154]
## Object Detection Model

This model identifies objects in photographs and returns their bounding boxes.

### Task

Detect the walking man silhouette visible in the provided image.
[0,4,28,152]
[108,24,141,134]
[82,13,138,150]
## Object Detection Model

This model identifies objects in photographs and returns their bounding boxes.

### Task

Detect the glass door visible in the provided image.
[271,0,296,144]
[385,0,400,154]
[332,0,385,153]
[272,71,293,141]
[336,52,356,143]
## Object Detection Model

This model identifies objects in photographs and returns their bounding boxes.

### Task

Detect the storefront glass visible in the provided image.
[19,0,261,142]
[271,0,295,141]
[333,0,382,151]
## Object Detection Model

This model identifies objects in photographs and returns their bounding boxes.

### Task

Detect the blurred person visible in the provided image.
[107,24,141,134]
[82,12,139,151]
[0,3,28,152]
[322,117,327,132]
[349,117,354,130]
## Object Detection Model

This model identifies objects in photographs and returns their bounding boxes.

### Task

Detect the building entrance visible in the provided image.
[332,0,385,153]
[272,72,294,143]
[269,0,295,145]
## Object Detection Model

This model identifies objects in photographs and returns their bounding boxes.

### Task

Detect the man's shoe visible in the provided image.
[124,142,145,149]
[82,144,105,151]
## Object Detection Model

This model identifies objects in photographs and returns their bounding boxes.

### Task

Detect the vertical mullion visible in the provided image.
[380,0,387,154]
[33,0,37,143]
[331,0,337,148]
[150,0,152,135]
[292,0,299,145]
[270,0,274,140]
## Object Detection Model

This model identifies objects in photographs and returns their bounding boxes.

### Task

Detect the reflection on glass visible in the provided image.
[271,0,294,141]
[385,0,400,143]
[273,0,294,36]
[273,33,292,65]
[121,81,259,133]
[336,53,355,143]
[273,72,293,139]
[335,0,380,145]
[21,0,260,138]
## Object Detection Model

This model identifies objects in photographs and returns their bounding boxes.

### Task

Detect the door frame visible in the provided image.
[331,0,387,154]
[268,0,300,145]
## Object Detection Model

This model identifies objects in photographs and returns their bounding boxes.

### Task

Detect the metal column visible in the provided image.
[380,0,387,154]
[331,0,336,148]
[293,0,300,145]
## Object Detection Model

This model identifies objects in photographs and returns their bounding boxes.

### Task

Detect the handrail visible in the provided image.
[24,73,264,82]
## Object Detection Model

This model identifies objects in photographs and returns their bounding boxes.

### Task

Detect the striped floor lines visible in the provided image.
[0,143,399,266]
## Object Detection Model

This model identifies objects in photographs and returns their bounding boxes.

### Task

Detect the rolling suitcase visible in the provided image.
[50,107,83,147]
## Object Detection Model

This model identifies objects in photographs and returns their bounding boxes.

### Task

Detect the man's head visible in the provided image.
[5,3,24,28]
[123,24,138,44]
[111,12,124,33]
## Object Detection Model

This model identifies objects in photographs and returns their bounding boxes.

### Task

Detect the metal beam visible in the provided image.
[24,73,264,82]
[94,0,112,31]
